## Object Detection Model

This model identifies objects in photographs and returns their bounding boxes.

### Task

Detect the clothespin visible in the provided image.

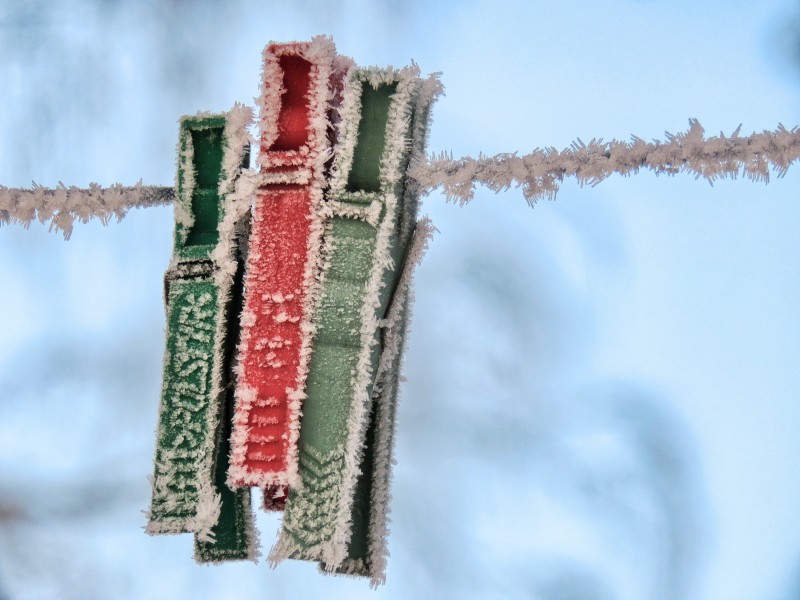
[270,65,440,584]
[147,107,258,563]
[227,37,352,506]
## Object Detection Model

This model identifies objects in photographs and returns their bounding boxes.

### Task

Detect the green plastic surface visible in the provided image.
[150,279,220,527]
[175,116,226,259]
[346,84,395,193]
[195,237,253,562]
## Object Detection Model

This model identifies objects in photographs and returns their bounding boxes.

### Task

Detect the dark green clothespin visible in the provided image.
[147,107,258,563]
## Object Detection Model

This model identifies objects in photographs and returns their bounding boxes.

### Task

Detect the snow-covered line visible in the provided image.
[0,183,174,238]
[3,121,799,237]
[413,120,800,204]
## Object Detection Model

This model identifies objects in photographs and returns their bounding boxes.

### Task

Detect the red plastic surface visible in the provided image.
[237,187,311,478]
[269,55,312,152]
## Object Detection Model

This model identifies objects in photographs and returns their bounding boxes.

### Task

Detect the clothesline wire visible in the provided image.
[1,120,798,238]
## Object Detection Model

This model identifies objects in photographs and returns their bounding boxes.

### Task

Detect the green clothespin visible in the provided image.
[270,66,440,584]
[146,107,258,563]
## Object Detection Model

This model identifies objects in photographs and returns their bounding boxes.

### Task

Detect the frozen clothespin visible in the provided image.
[270,64,440,585]
[227,37,352,507]
[147,107,258,563]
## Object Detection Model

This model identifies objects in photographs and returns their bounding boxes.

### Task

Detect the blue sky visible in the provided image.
[1,1,799,598]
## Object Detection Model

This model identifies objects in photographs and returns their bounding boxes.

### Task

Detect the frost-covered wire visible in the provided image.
[0,182,174,239]
[412,120,800,205]
[2,121,799,237]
